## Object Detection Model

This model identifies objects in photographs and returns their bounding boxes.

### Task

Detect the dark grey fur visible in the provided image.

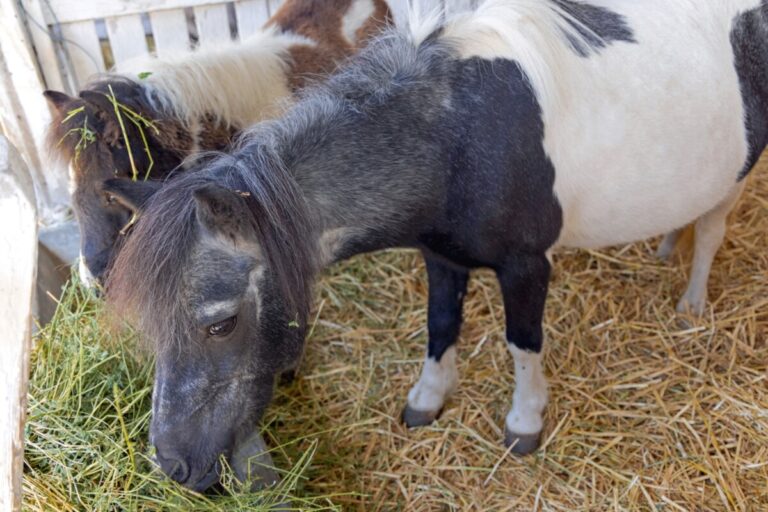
[730,3,768,180]
[554,0,636,56]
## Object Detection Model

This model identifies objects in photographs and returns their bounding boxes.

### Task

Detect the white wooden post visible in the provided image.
[0,0,69,219]
[0,136,38,512]
[194,4,232,44]
[234,0,270,39]
[19,0,68,93]
[149,9,191,56]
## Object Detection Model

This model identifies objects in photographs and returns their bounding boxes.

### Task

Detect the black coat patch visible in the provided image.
[554,0,636,56]
[730,4,768,180]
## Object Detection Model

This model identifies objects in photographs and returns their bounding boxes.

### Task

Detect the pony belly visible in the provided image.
[546,6,751,250]
[553,133,748,251]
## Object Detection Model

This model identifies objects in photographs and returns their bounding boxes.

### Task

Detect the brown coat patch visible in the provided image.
[271,0,392,90]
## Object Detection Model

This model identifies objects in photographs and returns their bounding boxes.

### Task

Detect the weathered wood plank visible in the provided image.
[234,0,270,39]
[0,136,38,512]
[149,9,191,56]
[59,20,105,87]
[194,4,231,44]
[106,14,150,67]
[39,0,474,26]
[40,0,234,25]
[19,0,67,93]
[0,0,68,214]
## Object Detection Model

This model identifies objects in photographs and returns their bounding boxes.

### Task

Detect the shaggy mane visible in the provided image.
[106,141,318,354]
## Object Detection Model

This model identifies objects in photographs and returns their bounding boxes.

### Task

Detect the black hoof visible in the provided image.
[402,404,441,428]
[504,428,542,455]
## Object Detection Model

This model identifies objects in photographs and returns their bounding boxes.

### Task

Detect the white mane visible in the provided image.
[116,27,312,129]
[405,0,603,112]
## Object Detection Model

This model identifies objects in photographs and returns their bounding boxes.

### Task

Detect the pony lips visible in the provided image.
[231,431,279,489]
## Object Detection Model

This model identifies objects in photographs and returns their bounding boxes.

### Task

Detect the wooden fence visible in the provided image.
[0,136,38,512]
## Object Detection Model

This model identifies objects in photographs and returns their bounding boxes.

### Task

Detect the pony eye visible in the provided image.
[105,193,117,205]
[207,316,237,337]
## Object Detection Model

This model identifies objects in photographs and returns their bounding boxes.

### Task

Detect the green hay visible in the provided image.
[23,279,341,511]
[57,108,96,165]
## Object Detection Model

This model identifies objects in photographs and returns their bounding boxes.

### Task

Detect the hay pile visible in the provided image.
[25,160,766,510]
[23,284,338,511]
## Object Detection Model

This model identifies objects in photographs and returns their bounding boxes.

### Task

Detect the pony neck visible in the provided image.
[279,104,445,266]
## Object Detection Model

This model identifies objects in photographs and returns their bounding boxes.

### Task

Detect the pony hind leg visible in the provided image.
[677,182,745,316]
[403,255,469,427]
[656,227,685,261]
[497,253,550,455]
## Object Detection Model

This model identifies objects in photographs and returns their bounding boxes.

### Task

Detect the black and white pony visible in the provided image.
[106,0,767,491]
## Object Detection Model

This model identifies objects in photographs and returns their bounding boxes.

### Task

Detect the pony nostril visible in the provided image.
[155,450,190,484]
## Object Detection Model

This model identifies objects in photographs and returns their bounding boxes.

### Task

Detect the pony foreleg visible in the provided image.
[497,254,550,455]
[677,182,745,316]
[403,255,468,427]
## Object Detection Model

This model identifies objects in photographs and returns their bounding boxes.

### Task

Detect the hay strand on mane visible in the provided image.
[106,85,160,181]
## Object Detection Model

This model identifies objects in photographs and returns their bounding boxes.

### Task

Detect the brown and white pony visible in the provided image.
[44,0,391,285]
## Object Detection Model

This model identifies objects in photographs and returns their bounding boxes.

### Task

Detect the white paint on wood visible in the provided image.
[19,0,67,92]
[0,136,38,512]
[40,0,234,25]
[149,9,191,56]
[60,20,106,87]
[0,0,68,218]
[194,4,232,44]
[106,14,150,67]
[235,0,270,39]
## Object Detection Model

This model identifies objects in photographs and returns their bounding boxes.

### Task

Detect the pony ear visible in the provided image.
[103,178,163,213]
[193,184,250,236]
[43,90,75,112]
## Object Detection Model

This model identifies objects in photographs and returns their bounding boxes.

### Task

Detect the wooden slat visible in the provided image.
[194,4,231,44]
[0,0,68,214]
[59,20,105,87]
[19,0,67,93]
[149,9,190,56]
[40,0,233,25]
[106,14,149,67]
[0,136,38,512]
[235,0,270,39]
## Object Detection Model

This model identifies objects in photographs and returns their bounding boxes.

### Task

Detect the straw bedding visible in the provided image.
[25,158,767,510]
